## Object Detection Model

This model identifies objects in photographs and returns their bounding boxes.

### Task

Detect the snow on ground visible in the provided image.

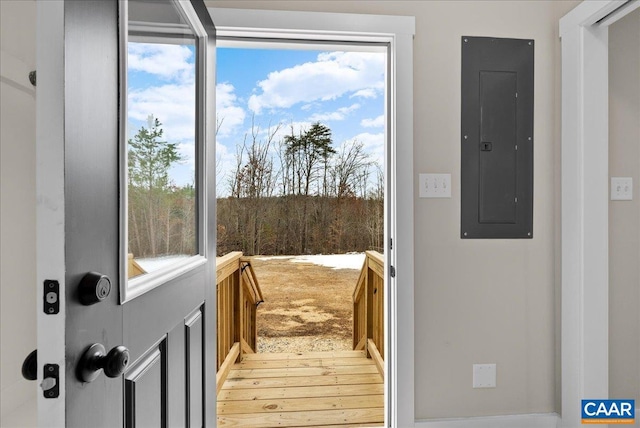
[136,254,191,273]
[254,256,294,261]
[290,253,365,270]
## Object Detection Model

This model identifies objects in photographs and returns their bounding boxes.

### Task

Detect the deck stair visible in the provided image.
[216,350,383,427]
[215,251,385,427]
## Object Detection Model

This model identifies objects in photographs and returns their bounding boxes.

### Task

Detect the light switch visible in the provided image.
[473,363,496,388]
[419,173,451,198]
[611,177,633,201]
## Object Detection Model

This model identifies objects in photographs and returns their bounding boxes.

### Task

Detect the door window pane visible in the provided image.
[126,1,197,279]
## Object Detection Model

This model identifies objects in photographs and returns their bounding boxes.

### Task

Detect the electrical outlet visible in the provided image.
[419,173,451,198]
[473,363,496,388]
[611,177,633,201]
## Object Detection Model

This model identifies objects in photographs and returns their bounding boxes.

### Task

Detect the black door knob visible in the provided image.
[78,272,111,305]
[22,349,37,381]
[77,343,130,382]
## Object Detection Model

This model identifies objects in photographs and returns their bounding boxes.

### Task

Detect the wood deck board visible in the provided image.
[218,383,385,401]
[217,394,384,414]
[217,351,383,427]
[217,408,385,428]
[228,364,379,379]
[240,350,366,361]
[221,373,383,389]
[235,357,374,369]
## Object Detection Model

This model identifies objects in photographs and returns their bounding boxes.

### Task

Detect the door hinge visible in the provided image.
[390,266,396,278]
[390,238,393,250]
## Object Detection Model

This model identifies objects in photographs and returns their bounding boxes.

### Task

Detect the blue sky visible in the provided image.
[127,42,386,195]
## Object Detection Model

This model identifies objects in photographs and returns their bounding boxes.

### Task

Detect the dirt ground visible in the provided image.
[248,256,361,353]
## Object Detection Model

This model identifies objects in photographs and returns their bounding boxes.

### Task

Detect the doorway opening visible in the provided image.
[214,41,387,427]
[216,43,386,348]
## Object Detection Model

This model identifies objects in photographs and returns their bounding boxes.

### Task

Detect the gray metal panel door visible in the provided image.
[59,1,216,426]
[461,36,534,239]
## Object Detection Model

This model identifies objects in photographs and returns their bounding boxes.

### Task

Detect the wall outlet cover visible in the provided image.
[611,177,633,201]
[473,363,496,388]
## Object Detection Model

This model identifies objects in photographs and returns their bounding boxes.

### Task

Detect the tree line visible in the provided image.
[127,116,383,259]
[217,121,384,256]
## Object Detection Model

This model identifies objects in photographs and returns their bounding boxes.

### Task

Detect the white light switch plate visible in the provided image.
[611,177,633,201]
[473,363,496,388]
[419,173,451,198]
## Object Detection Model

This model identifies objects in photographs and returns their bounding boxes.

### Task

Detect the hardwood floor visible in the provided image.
[217,350,384,427]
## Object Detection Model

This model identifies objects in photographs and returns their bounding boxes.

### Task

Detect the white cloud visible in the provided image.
[350,88,379,99]
[128,43,194,81]
[128,83,195,143]
[248,51,385,114]
[127,41,200,144]
[309,103,361,122]
[360,114,385,128]
[128,81,246,145]
[346,132,385,167]
[216,83,246,137]
[255,121,313,145]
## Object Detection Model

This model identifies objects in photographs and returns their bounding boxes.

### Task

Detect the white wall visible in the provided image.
[609,7,640,403]
[208,0,579,420]
[0,0,38,425]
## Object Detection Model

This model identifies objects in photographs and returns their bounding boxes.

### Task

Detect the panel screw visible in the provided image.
[48,366,54,372]
[48,308,54,313]
[528,41,532,46]
[464,38,468,43]
[528,232,532,236]
[463,232,468,236]
[528,137,532,141]
[464,135,468,139]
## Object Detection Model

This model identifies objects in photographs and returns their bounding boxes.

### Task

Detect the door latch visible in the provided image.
[43,280,59,315]
[41,364,59,398]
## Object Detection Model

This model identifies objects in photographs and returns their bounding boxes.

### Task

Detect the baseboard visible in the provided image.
[415,413,559,428]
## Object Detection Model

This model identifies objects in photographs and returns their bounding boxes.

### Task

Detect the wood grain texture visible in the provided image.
[217,351,384,427]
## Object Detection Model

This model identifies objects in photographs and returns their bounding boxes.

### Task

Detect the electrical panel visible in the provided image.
[461,36,534,239]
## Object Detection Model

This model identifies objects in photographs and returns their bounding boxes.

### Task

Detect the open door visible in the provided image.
[36,0,216,426]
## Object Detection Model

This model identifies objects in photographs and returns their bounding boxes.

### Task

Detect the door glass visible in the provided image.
[125,1,198,281]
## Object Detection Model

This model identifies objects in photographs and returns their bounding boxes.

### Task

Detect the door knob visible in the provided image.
[78,272,111,305]
[22,349,37,381]
[76,343,130,382]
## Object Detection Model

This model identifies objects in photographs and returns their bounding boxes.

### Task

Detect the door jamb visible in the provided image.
[36,1,66,425]
[208,8,416,427]
[559,1,639,426]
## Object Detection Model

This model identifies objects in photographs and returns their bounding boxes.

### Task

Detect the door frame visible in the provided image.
[209,8,415,427]
[36,2,66,425]
[559,1,640,426]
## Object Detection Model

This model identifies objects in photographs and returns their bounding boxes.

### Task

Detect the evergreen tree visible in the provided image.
[128,116,183,258]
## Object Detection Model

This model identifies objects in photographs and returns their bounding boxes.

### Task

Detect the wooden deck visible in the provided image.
[217,350,384,427]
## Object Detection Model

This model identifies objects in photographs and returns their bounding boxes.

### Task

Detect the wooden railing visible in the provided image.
[215,252,264,394]
[353,251,384,376]
[127,253,146,279]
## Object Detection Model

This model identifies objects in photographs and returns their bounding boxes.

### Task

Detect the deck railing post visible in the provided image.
[236,265,244,363]
[353,251,385,376]
[364,256,370,357]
